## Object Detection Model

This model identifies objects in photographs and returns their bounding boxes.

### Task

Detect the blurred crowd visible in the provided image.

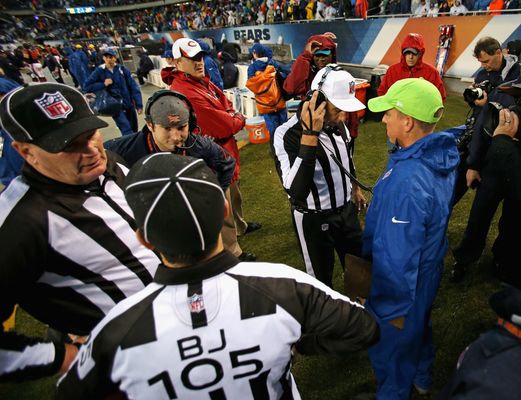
[1,0,519,43]
[1,0,138,9]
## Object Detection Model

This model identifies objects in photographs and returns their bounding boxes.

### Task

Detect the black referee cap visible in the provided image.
[125,153,225,258]
[0,83,107,153]
[489,286,521,327]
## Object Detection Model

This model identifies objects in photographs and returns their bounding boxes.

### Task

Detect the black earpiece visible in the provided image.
[305,89,327,111]
[145,90,198,132]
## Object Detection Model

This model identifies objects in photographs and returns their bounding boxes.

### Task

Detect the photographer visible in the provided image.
[455,38,520,204]
[451,37,520,281]
[453,83,521,287]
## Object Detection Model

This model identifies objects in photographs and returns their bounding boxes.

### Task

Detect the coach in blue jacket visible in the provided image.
[84,49,142,136]
[364,79,458,399]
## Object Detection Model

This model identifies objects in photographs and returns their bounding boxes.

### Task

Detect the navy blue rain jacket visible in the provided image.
[84,64,143,110]
[104,126,235,190]
[68,50,90,87]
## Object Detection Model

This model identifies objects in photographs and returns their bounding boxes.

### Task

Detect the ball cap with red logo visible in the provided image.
[0,83,108,153]
[148,95,190,128]
[311,64,366,112]
[172,38,203,60]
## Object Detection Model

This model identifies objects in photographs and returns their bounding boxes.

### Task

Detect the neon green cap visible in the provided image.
[368,78,444,123]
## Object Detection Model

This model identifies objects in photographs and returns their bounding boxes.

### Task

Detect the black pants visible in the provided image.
[137,70,150,85]
[291,202,362,288]
[453,147,520,288]
[453,171,502,265]
[453,154,469,206]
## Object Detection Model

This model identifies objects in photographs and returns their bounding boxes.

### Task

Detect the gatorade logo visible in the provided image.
[254,127,266,139]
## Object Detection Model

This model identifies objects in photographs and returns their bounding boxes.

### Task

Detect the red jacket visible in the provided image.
[377,33,446,101]
[161,67,176,86]
[170,70,245,182]
[283,35,360,137]
[283,34,337,99]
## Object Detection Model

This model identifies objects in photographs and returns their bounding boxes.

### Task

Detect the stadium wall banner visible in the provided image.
[142,15,521,79]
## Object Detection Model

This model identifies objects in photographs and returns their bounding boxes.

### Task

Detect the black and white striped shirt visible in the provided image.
[274,115,354,211]
[0,153,159,380]
[57,251,379,400]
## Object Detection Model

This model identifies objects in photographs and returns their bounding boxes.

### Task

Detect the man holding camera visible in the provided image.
[454,36,520,205]
[274,65,367,288]
[453,82,521,287]
[451,37,520,281]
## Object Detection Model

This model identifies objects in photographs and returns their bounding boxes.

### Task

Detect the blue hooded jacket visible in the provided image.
[84,63,143,110]
[68,49,91,87]
[247,43,291,79]
[363,131,459,321]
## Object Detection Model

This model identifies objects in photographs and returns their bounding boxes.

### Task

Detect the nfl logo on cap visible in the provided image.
[348,80,355,95]
[34,91,73,120]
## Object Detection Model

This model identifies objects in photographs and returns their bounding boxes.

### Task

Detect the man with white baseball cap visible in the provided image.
[273,64,367,288]
[169,37,261,262]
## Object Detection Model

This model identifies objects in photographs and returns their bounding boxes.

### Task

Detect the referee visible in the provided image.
[0,83,159,380]
[57,153,379,399]
[274,65,367,287]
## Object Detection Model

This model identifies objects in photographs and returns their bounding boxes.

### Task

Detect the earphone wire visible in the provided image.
[318,136,373,193]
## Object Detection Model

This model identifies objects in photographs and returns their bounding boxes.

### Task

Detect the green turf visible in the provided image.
[0,92,502,399]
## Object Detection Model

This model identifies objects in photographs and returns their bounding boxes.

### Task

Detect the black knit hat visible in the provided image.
[125,153,225,258]
[0,83,108,153]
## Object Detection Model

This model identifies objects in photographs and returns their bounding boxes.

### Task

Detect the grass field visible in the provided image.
[0,92,503,399]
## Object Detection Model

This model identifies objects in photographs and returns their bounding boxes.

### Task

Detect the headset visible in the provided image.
[304,63,344,111]
[144,90,198,133]
[301,64,374,193]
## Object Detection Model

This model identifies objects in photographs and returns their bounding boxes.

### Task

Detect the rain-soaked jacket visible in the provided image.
[363,131,458,321]
[283,35,360,137]
[377,33,446,100]
[283,34,337,98]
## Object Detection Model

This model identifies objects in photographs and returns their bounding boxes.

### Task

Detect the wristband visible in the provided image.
[302,130,320,136]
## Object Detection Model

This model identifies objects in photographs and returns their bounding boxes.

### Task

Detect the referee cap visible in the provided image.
[125,153,225,258]
[0,83,108,153]
[368,78,444,123]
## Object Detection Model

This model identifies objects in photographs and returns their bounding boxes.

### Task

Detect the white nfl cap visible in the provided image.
[311,65,366,112]
[172,38,203,59]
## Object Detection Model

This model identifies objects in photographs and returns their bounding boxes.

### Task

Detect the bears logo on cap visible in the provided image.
[34,91,73,120]
[167,115,181,124]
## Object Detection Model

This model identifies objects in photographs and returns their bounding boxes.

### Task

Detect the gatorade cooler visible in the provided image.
[355,78,371,120]
[245,116,270,144]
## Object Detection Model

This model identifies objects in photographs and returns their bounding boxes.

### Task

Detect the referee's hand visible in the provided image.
[301,91,326,132]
